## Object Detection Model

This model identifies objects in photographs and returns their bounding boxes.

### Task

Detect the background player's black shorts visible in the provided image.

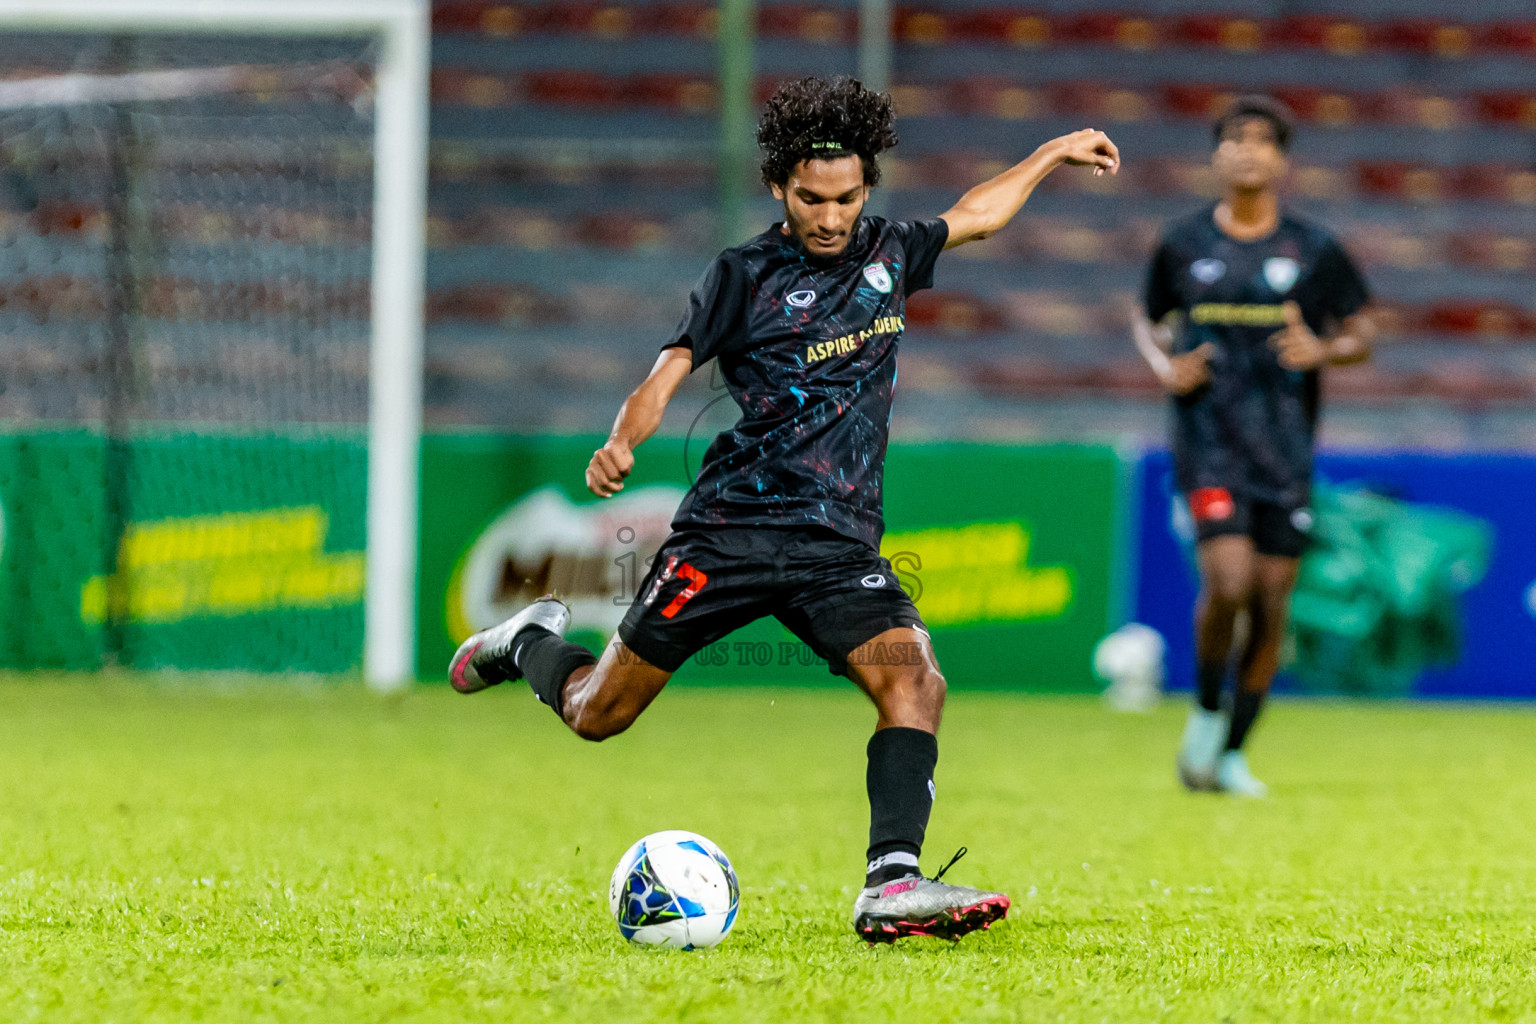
[618,526,924,676]
[1186,486,1311,559]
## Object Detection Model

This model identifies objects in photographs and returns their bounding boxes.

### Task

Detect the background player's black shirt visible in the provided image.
[663,215,949,549]
[1143,206,1369,508]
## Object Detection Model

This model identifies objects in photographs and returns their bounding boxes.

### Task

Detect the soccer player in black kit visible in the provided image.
[448,76,1120,942]
[1134,96,1375,798]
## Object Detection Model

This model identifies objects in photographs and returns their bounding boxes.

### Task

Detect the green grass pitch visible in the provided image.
[2,675,1534,1022]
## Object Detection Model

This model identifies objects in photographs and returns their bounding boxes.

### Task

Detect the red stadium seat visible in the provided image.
[1475,21,1536,55]
[523,70,625,108]
[1474,92,1536,127]
[1378,20,1455,57]
[1449,166,1514,202]
[1424,302,1513,339]
[432,1,492,35]
[1160,83,1224,120]
[639,4,716,38]
[1045,81,1105,119]
[949,10,1045,47]
[1053,13,1124,47]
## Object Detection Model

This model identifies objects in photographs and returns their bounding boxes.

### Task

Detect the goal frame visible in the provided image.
[0,0,431,690]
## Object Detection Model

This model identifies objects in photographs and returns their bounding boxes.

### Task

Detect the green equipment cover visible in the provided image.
[1288,485,1492,695]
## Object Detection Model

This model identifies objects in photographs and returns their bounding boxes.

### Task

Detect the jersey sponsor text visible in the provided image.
[1189,303,1288,326]
[804,315,904,364]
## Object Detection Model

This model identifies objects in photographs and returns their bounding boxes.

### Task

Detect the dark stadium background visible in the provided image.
[425,0,1536,450]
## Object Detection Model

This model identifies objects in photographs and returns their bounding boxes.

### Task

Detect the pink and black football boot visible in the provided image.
[852,848,1010,944]
[447,596,571,694]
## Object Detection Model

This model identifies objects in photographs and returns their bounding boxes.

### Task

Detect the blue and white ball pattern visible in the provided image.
[608,830,739,949]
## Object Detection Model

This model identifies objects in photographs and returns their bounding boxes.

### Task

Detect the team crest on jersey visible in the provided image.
[1263,257,1300,293]
[786,289,816,308]
[862,262,893,294]
[1189,258,1226,284]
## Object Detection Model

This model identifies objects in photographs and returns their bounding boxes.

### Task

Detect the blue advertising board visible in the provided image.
[1135,449,1536,700]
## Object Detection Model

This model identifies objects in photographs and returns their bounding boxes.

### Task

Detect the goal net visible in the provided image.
[0,3,427,683]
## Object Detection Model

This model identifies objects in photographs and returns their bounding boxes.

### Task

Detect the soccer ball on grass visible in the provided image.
[608,830,739,949]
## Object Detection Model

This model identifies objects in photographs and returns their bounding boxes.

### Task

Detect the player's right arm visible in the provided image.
[1133,314,1216,395]
[1135,237,1215,395]
[586,346,694,497]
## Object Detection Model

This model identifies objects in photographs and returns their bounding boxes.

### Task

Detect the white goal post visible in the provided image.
[0,0,431,690]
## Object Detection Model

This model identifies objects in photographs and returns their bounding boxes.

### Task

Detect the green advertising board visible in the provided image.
[0,428,1125,686]
[417,432,701,681]
[417,434,1126,691]
[0,431,108,670]
[0,429,366,673]
[882,444,1127,691]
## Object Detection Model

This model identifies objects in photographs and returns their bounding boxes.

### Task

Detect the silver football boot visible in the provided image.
[448,596,571,694]
[852,848,1010,943]
[1216,749,1269,799]
[1177,707,1227,792]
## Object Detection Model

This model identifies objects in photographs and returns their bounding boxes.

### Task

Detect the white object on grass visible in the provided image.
[1094,622,1166,712]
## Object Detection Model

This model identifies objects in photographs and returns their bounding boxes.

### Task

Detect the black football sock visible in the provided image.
[1225,687,1266,750]
[1196,660,1226,713]
[864,727,938,888]
[512,627,595,718]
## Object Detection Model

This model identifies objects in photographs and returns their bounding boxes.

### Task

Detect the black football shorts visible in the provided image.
[618,525,925,676]
[1186,485,1312,559]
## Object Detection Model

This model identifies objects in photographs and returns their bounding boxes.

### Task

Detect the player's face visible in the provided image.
[771,156,869,257]
[1213,117,1287,192]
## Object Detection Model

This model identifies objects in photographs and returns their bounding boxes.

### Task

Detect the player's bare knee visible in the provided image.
[1205,570,1254,610]
[872,666,945,724]
[570,701,634,742]
[572,718,624,743]
[566,680,637,742]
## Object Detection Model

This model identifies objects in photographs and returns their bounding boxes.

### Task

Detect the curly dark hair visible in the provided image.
[1213,94,1294,151]
[757,76,898,189]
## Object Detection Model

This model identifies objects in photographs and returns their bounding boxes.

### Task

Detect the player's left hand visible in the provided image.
[1053,129,1119,177]
[1269,301,1329,371]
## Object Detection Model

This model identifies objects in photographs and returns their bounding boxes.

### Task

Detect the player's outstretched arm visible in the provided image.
[938,129,1119,249]
[586,346,693,497]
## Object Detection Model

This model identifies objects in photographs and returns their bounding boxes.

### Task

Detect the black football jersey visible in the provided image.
[1143,206,1369,507]
[662,215,949,549]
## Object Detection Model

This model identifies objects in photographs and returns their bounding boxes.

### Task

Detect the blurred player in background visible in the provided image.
[1133,96,1376,797]
[450,75,1120,941]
